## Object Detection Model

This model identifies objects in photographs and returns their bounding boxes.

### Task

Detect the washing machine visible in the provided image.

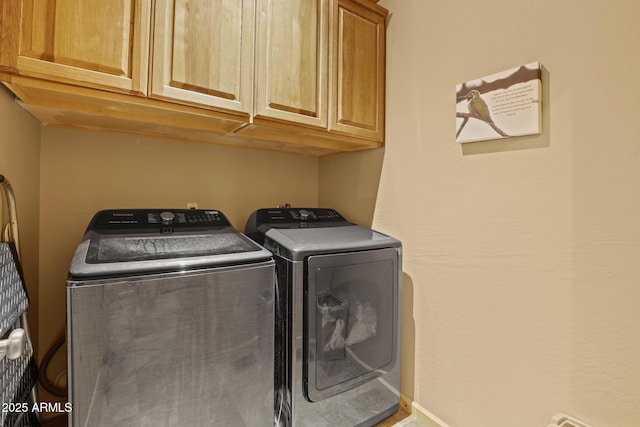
[67,209,275,427]
[245,208,402,427]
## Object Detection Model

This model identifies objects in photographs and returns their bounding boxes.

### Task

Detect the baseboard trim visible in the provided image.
[400,394,450,427]
[399,394,412,413]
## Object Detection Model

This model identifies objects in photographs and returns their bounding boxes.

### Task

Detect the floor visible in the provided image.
[42,414,66,427]
[375,407,412,426]
[44,407,418,426]
[386,416,427,427]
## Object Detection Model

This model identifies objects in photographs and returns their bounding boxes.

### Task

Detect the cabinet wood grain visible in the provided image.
[255,0,328,127]
[151,0,254,113]
[330,0,385,141]
[1,0,150,94]
[0,0,388,156]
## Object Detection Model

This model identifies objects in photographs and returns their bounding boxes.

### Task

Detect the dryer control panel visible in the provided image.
[245,208,352,244]
[252,208,347,226]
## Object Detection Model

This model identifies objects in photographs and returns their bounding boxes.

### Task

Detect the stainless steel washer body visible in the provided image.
[246,208,402,427]
[67,209,275,427]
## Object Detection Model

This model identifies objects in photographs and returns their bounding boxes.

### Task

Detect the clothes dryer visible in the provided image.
[246,208,402,427]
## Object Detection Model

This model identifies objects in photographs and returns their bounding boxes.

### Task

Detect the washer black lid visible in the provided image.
[69,209,272,279]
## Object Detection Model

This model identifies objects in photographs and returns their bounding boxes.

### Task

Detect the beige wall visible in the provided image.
[319,148,385,227]
[5,1,640,423]
[0,87,41,350]
[38,127,319,362]
[322,0,640,426]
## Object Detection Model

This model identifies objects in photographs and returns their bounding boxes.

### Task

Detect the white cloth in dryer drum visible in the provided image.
[346,301,378,346]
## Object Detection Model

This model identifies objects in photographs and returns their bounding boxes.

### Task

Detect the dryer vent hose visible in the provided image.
[39,332,67,397]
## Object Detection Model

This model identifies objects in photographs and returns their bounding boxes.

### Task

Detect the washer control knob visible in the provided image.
[160,211,175,225]
[299,209,310,220]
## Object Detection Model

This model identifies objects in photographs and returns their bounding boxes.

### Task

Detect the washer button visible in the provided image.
[160,211,175,225]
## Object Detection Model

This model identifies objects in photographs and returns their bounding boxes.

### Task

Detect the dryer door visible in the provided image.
[305,247,399,402]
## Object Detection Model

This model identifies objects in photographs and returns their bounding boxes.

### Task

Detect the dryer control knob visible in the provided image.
[160,211,175,225]
[299,209,310,220]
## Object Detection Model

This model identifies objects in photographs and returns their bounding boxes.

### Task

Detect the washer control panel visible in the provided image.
[88,209,231,232]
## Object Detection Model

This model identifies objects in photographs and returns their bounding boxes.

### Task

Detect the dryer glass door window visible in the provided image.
[305,248,398,402]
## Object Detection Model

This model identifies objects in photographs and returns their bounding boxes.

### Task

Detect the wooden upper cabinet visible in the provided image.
[253,0,386,141]
[0,0,388,155]
[330,0,385,141]
[254,0,328,127]
[151,0,255,114]
[3,0,151,94]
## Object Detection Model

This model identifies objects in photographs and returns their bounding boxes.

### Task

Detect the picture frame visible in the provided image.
[456,62,542,143]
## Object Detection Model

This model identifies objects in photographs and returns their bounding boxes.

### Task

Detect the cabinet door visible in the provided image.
[8,0,150,94]
[254,0,328,127]
[330,0,385,141]
[151,0,254,114]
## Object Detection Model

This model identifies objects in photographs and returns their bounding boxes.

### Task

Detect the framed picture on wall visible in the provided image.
[456,61,542,143]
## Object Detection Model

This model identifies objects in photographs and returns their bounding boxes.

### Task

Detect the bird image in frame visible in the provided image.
[466,90,494,124]
[456,89,508,139]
